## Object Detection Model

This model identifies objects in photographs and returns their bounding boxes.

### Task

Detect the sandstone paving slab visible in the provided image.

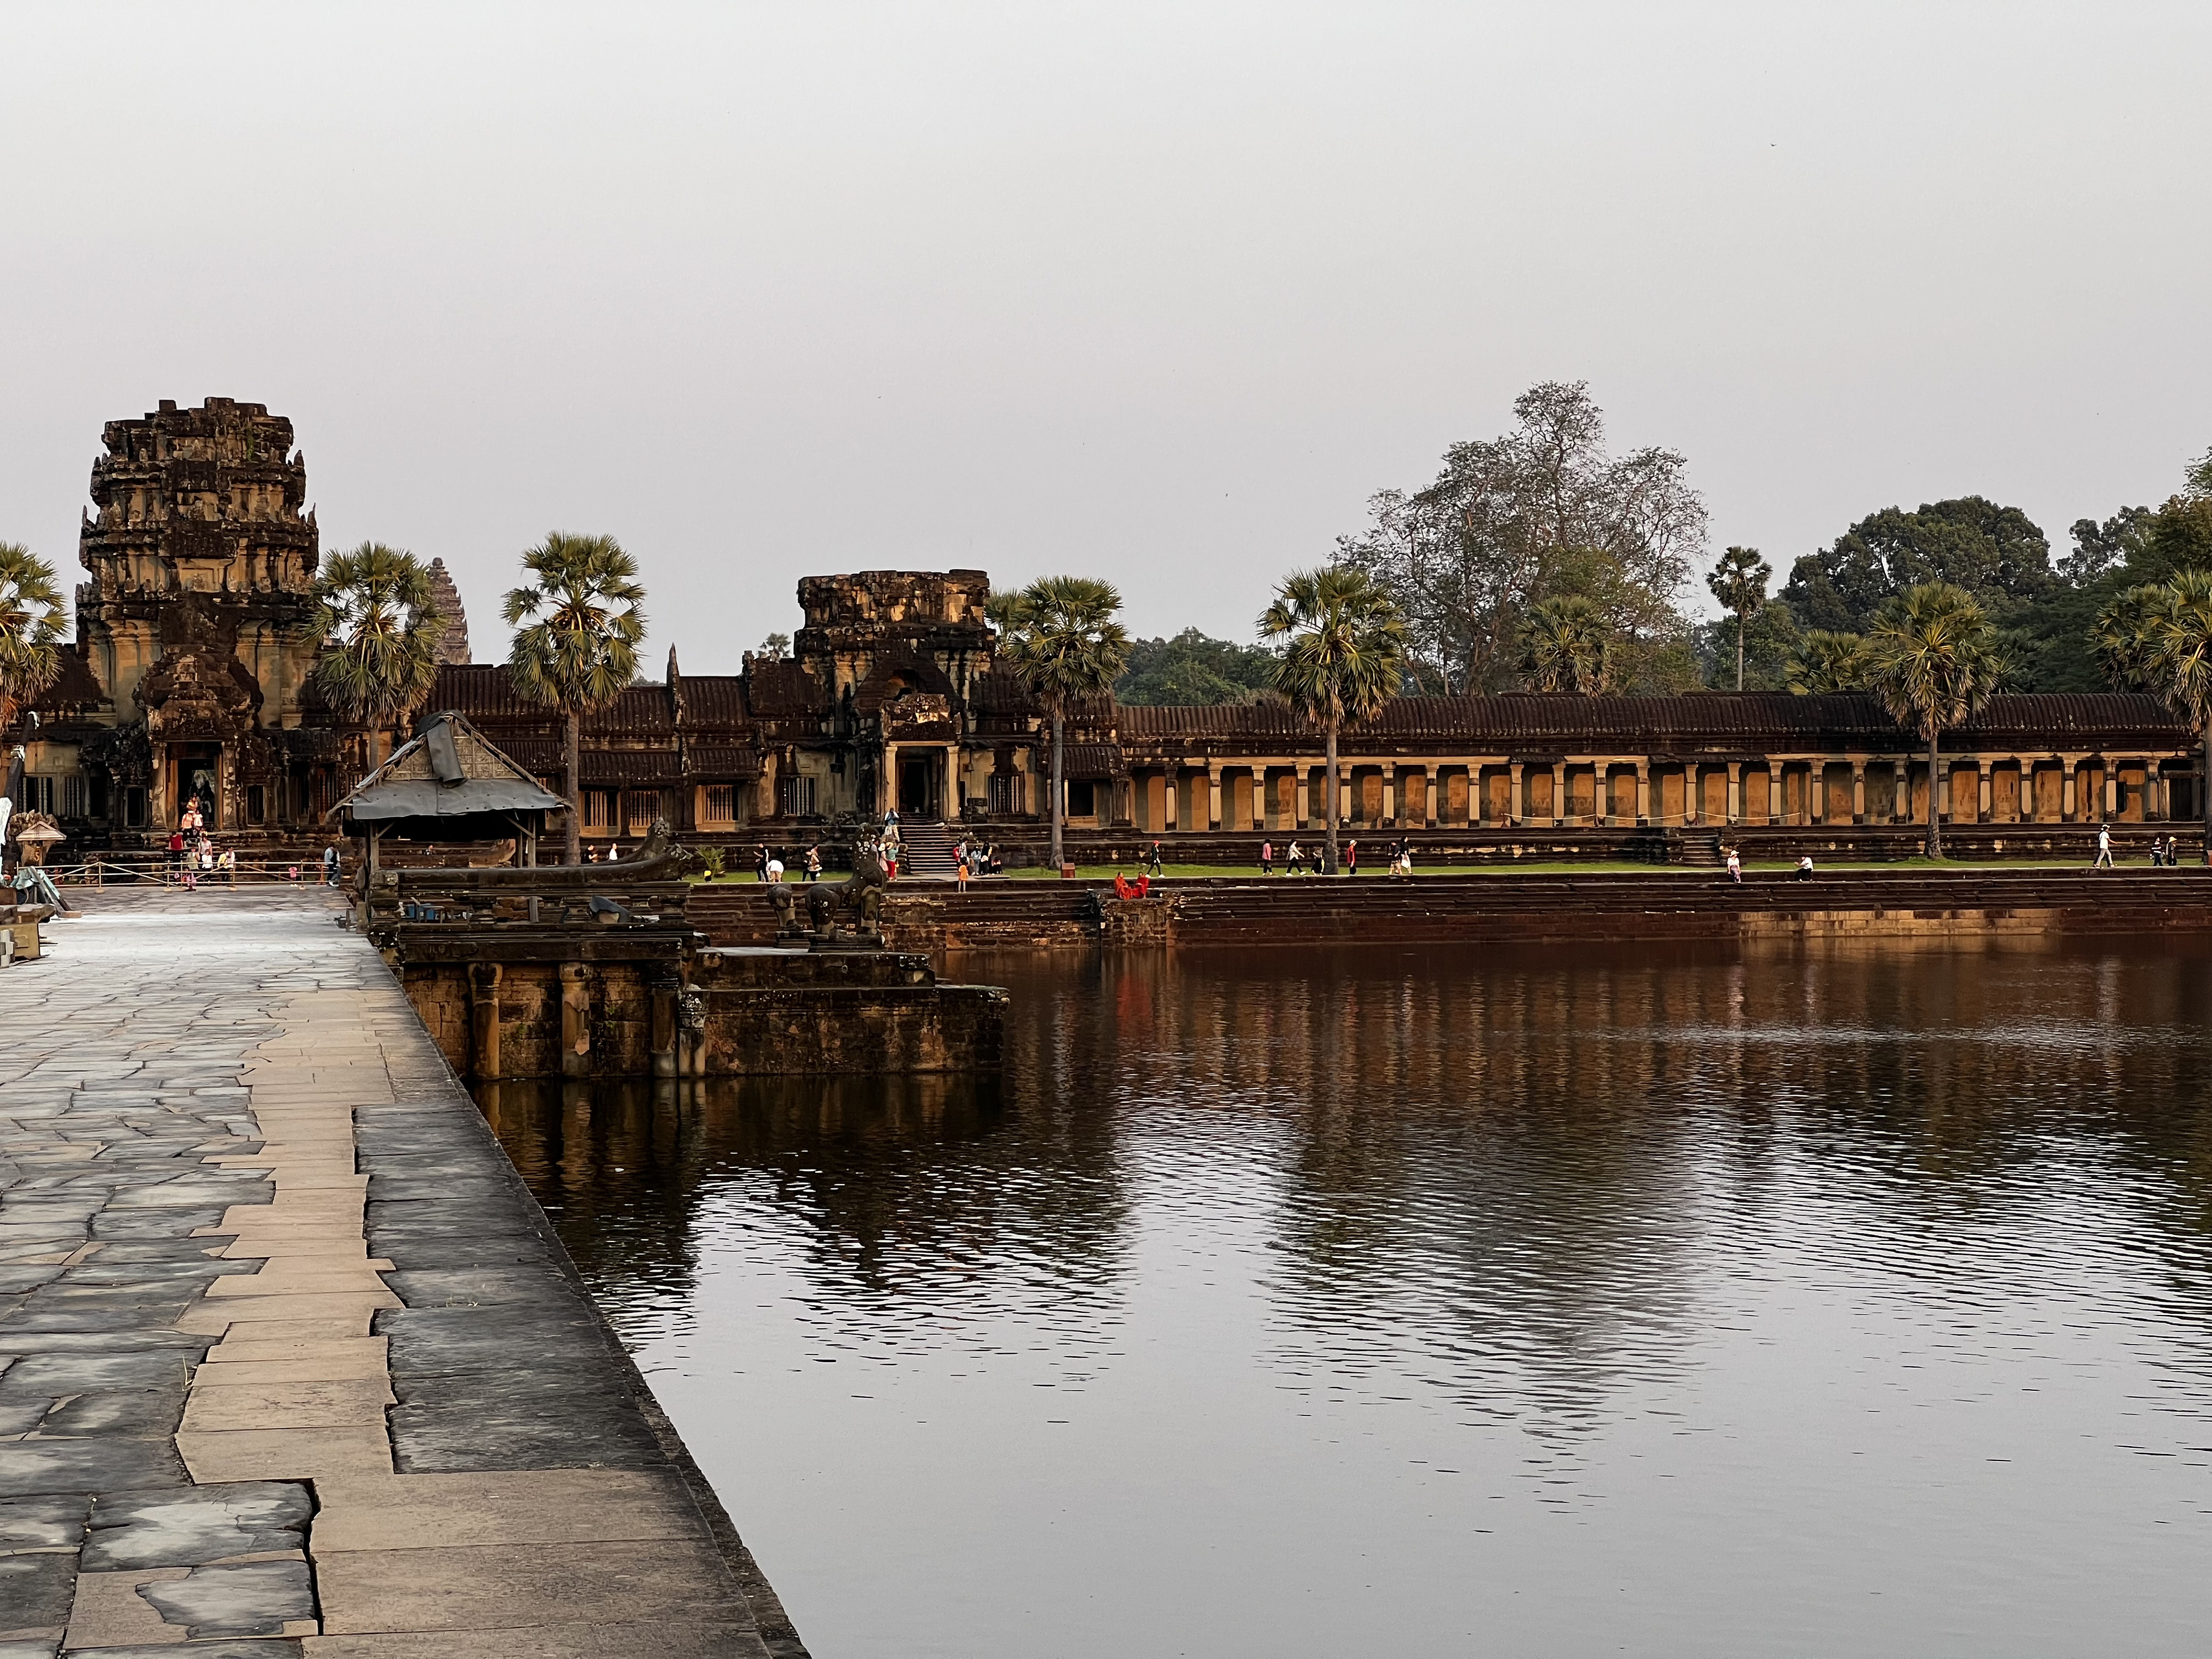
[311,1470,712,1551]
[0,1439,190,1498]
[0,1493,90,1548]
[139,1558,316,1638]
[300,1621,756,1657]
[388,1374,665,1473]
[37,1389,189,1439]
[199,1338,387,1371]
[82,1482,311,1570]
[0,1354,195,1396]
[53,1642,302,1657]
[0,1548,78,1630]
[180,1380,393,1433]
[174,1425,393,1483]
[313,1539,751,1636]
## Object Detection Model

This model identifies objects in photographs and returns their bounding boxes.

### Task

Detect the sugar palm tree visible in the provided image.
[2090,584,2173,691]
[995,576,1131,872]
[308,542,446,776]
[1259,566,1406,874]
[1519,595,1614,692]
[1707,545,1772,691]
[503,533,647,865]
[1785,630,1871,695]
[2140,568,2212,864]
[0,542,66,739]
[1866,581,2000,860]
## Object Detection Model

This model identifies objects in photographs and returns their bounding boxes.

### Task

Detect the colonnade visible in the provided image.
[1117,751,2192,833]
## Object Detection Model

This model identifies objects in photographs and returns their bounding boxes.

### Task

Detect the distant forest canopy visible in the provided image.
[1092,386,2212,706]
[1113,628,1281,706]
[1325,380,2212,696]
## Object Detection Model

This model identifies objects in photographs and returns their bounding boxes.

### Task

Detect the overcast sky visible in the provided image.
[3,3,2207,674]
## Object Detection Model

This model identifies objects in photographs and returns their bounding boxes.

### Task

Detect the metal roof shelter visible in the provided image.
[327,711,565,872]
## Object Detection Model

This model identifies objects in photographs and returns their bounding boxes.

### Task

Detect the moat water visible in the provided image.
[476,941,2212,1658]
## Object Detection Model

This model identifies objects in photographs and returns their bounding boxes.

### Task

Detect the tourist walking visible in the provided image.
[1149,840,1164,877]
[1286,839,1304,876]
[2094,823,2114,869]
[322,842,340,886]
[1260,839,1273,877]
[1344,839,1358,877]
[169,828,187,886]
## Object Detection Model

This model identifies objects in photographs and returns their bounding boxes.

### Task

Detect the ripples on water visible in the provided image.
[478,940,2212,1658]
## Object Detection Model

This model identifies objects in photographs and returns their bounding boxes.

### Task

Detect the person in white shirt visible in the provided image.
[766,854,785,884]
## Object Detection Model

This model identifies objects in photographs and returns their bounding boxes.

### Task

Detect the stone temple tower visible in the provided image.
[76,398,324,832]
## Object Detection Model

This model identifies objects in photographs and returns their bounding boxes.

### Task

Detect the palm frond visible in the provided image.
[0,541,67,730]
[306,541,445,728]
[501,532,649,717]
[1257,566,1407,726]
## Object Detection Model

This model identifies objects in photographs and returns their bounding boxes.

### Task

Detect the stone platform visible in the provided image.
[0,886,802,1657]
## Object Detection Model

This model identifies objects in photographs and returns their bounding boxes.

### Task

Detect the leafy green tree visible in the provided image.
[1518,596,1616,692]
[1785,630,1872,694]
[503,533,647,865]
[1706,546,1772,690]
[0,542,65,739]
[1334,381,1705,692]
[995,576,1131,870]
[1866,582,2002,859]
[1782,498,2053,634]
[307,542,446,775]
[1114,629,1281,706]
[2061,507,2157,586]
[1259,567,1406,874]
[757,632,792,660]
[2090,585,2174,690]
[2145,570,2212,861]
[2096,570,2212,861]
[1694,604,1799,691]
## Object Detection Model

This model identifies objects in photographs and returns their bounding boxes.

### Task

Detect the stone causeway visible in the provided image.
[0,885,801,1657]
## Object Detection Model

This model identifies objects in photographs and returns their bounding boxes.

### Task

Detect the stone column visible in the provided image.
[1632,761,1648,826]
[1380,763,1397,828]
[2062,758,2078,822]
[1727,761,1743,825]
[1294,767,1310,830]
[1978,759,1992,825]
[945,744,959,821]
[1851,761,1866,825]
[1550,761,1566,827]
[2105,763,2119,820]
[1423,764,1438,828]
[1509,762,1525,828]
[1207,766,1223,832]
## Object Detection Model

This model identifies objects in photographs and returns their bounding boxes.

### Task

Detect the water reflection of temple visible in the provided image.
[477,943,2212,1415]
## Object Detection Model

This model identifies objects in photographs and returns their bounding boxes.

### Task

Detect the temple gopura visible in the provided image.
[16,400,2206,852]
